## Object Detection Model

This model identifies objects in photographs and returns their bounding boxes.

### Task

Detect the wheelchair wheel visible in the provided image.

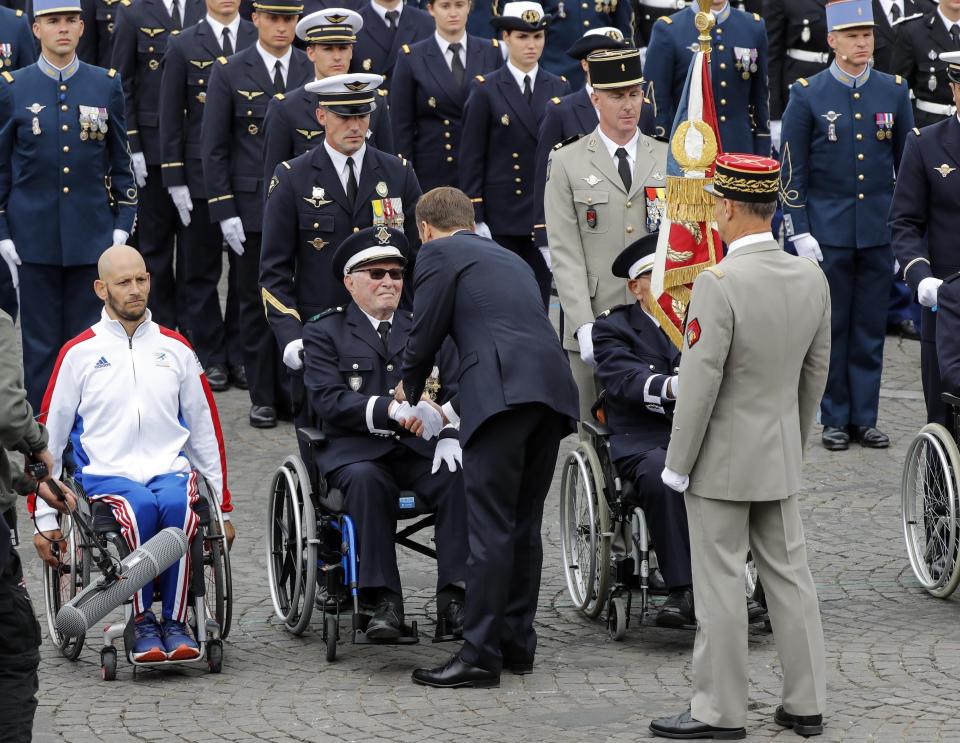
[203,508,232,640]
[100,647,117,681]
[207,639,223,673]
[559,442,612,618]
[42,510,89,661]
[607,596,628,642]
[902,424,960,598]
[266,456,318,634]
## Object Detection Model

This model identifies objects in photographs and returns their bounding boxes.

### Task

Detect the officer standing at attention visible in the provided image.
[873,0,934,74]
[459,1,570,306]
[111,0,204,332]
[260,73,421,396]
[262,8,394,185]
[645,0,771,154]
[0,0,137,411]
[891,0,960,128]
[635,0,691,63]
[159,0,255,392]
[889,51,960,425]
[544,48,667,422]
[201,0,312,428]
[350,0,433,89]
[75,0,119,68]
[389,0,504,191]
[650,153,830,741]
[780,0,913,452]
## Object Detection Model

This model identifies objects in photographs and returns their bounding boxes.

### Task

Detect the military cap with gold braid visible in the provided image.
[704,153,781,204]
[33,0,82,16]
[296,8,362,45]
[251,0,303,15]
[587,48,643,90]
[306,72,384,115]
[943,51,960,85]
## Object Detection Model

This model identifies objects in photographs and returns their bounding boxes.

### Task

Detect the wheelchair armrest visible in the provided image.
[296,426,327,447]
[942,392,960,408]
[582,419,612,439]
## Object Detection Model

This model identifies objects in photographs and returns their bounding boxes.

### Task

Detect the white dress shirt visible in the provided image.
[205,14,241,51]
[324,140,366,193]
[359,307,395,329]
[435,31,467,72]
[256,42,292,87]
[938,7,960,34]
[596,125,639,176]
[506,60,538,93]
[878,0,903,24]
[371,0,403,27]
[727,231,775,255]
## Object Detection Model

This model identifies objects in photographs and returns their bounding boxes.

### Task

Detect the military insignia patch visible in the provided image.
[375,224,391,243]
[303,186,330,208]
[148,59,160,71]
[521,8,541,22]
[376,181,388,197]
[268,175,279,196]
[295,128,322,140]
[344,80,368,91]
[935,163,956,179]
[309,237,328,250]
[427,96,437,108]
[348,374,363,391]
[686,318,701,349]
[26,102,45,114]
[326,13,347,22]
[501,113,510,126]
[583,174,603,187]
[247,123,259,135]
[237,90,264,100]
[189,60,213,69]
[362,58,372,71]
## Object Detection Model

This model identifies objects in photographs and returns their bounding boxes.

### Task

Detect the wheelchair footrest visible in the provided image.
[353,624,420,646]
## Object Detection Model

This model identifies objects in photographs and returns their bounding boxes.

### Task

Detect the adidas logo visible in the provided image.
[93,356,111,369]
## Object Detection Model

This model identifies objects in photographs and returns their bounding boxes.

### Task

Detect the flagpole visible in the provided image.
[696,0,715,58]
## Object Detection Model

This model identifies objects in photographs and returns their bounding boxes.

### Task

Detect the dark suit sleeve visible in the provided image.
[259,163,303,350]
[261,96,291,187]
[751,20,771,155]
[643,20,676,139]
[15,13,36,67]
[111,4,141,154]
[0,82,13,241]
[159,34,188,187]
[780,83,813,238]
[593,316,674,416]
[200,61,238,222]
[889,132,932,290]
[388,51,416,160]
[401,158,423,259]
[436,336,459,405]
[764,0,787,119]
[533,103,563,247]
[458,81,489,223]
[107,74,138,233]
[403,246,456,402]
[372,92,395,155]
[938,281,960,394]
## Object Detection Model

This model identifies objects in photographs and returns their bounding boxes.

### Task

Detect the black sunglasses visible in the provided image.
[353,267,405,280]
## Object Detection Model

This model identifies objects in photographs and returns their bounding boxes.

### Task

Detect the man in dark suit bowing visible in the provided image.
[403,187,579,688]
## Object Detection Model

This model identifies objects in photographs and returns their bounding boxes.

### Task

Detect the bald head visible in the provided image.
[98,244,146,282]
[95,245,151,327]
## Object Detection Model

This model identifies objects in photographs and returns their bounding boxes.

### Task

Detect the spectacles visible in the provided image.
[353,267,404,281]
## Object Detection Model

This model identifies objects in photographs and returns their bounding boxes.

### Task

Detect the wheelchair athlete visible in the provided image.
[302,226,466,640]
[591,233,695,628]
[33,246,233,662]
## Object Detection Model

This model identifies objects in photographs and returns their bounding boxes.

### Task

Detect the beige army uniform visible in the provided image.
[544,126,668,420]
[666,238,831,728]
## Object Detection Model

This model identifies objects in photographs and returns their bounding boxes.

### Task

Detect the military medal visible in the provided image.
[0,44,11,66]
[362,58,372,71]
[801,22,810,43]
[31,116,40,136]
[645,186,666,232]
[303,185,330,208]
[348,374,363,391]
[929,67,938,92]
[501,113,510,126]
[821,110,841,142]
[586,207,597,229]
[98,107,108,135]
[427,96,436,108]
[875,113,893,140]
[582,174,603,187]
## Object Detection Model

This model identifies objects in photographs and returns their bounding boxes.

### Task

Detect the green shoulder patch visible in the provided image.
[307,306,345,323]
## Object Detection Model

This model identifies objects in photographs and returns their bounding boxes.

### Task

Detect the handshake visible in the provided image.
[387,381,449,440]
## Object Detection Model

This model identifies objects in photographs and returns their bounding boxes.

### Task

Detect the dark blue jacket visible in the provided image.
[635,0,690,48]
[763,0,829,120]
[460,64,569,234]
[261,83,394,186]
[0,7,35,70]
[159,17,257,197]
[349,2,433,89]
[389,33,503,192]
[936,272,960,394]
[75,0,119,68]
[0,61,137,265]
[592,302,680,463]
[260,143,422,351]
[111,0,204,165]
[304,302,458,475]
[890,9,960,128]
[402,231,579,443]
[200,43,313,231]
[781,64,913,248]
[644,5,770,154]
[465,1,496,39]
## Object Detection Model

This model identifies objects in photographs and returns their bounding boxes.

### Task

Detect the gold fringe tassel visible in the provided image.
[666,175,714,223]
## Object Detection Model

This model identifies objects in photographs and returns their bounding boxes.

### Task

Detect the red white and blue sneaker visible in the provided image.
[132,611,166,662]
[161,619,201,660]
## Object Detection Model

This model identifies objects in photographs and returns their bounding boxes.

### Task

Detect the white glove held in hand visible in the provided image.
[661,467,689,493]
[791,233,823,262]
[389,400,413,423]
[113,229,129,246]
[283,338,304,370]
[414,400,444,441]
[539,246,552,272]
[474,222,492,240]
[219,217,246,256]
[431,437,463,474]
[918,277,943,309]
[131,152,148,188]
[0,239,21,290]
[769,120,782,152]
[576,323,595,367]
[168,185,193,226]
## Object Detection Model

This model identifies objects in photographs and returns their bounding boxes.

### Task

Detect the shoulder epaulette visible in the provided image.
[475,74,485,83]
[658,16,672,24]
[401,156,408,166]
[1,71,12,84]
[120,0,131,6]
[281,160,291,169]
[308,306,345,322]
[217,56,228,65]
[705,265,725,279]
[551,96,561,104]
[401,44,410,54]
[15,8,23,15]
[796,78,809,87]
[912,127,921,136]
[491,38,499,48]
[107,68,117,77]
[752,12,760,21]
[895,75,903,85]
[597,304,629,319]
[274,92,284,99]
[553,133,581,151]
[377,88,388,97]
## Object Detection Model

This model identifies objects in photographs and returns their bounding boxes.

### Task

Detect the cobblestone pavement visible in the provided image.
[16,332,955,742]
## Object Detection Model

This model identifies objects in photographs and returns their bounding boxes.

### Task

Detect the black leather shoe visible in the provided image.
[849,425,889,449]
[437,599,464,638]
[656,587,695,629]
[205,364,229,392]
[412,654,500,688]
[502,656,534,675]
[249,405,277,429]
[365,599,404,640]
[650,709,745,739]
[821,426,849,451]
[889,319,920,341]
[774,706,823,737]
[229,364,248,390]
[747,596,768,623]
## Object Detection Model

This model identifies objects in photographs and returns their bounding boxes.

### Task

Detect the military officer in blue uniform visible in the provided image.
[781,0,913,451]
[262,8,393,184]
[460,1,569,305]
[112,0,203,333]
[201,0,312,427]
[390,0,502,191]
[889,51,960,425]
[73,0,121,67]
[0,0,136,410]
[159,0,255,391]
[350,0,432,88]
[635,0,690,56]
[645,1,770,154]
[466,0,496,38]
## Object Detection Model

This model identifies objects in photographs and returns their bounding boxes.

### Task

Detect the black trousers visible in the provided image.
[921,308,947,426]
[493,234,551,309]
[327,446,466,596]
[137,165,183,330]
[458,404,566,672]
[237,231,284,408]
[615,446,693,591]
[182,198,242,369]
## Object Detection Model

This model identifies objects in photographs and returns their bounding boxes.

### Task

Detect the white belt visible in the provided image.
[916,99,957,116]
[786,49,830,64]
[640,0,689,9]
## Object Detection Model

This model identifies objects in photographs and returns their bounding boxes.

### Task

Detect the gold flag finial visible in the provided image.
[695,0,714,57]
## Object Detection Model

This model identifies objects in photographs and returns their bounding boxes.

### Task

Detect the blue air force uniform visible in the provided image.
[350,2,433,88]
[466,0,496,39]
[389,33,503,191]
[644,4,770,154]
[0,7,35,72]
[781,62,913,429]
[634,0,691,50]
[0,55,137,409]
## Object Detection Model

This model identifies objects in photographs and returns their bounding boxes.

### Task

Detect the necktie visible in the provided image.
[221,27,233,56]
[346,156,358,205]
[449,42,465,86]
[170,0,182,29]
[385,9,399,30]
[377,321,391,353]
[616,147,632,192]
[273,59,284,93]
[523,74,532,104]
[952,24,960,48]
[889,2,900,23]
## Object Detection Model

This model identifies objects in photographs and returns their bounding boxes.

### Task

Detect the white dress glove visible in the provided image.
[661,467,689,493]
[665,374,678,400]
[918,277,943,309]
[791,233,823,262]
[770,120,782,152]
[576,323,595,367]
[431,437,463,474]
[414,400,444,441]
[474,222,492,240]
[389,400,413,422]
[219,217,246,256]
[539,246,552,272]
[130,152,148,188]
[283,338,304,370]
[113,229,129,246]
[0,239,21,290]
[168,185,193,227]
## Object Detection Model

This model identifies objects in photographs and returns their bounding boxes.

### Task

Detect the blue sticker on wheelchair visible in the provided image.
[398,496,416,510]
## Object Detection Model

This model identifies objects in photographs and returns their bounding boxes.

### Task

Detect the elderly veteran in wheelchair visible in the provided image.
[302,226,466,640]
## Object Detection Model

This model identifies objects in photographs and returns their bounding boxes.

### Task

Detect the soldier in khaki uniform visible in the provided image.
[544,47,668,421]
[650,154,830,741]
